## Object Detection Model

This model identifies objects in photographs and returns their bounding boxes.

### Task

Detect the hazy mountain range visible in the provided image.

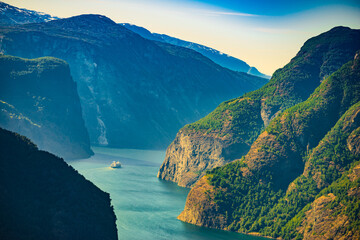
[0,1,58,25]
[121,23,270,79]
[0,12,267,150]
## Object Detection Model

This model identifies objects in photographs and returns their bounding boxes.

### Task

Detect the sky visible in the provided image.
[4,0,360,75]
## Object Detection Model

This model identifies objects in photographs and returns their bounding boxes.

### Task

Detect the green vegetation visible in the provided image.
[204,53,360,239]
[184,26,360,154]
[185,96,263,144]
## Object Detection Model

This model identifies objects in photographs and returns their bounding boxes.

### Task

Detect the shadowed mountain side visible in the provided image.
[0,55,93,159]
[0,127,117,240]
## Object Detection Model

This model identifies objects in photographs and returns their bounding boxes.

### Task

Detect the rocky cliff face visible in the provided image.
[177,176,226,227]
[0,55,92,159]
[0,127,117,240]
[158,27,360,187]
[158,126,250,187]
[299,192,358,240]
[297,161,360,240]
[0,14,267,149]
[178,52,360,239]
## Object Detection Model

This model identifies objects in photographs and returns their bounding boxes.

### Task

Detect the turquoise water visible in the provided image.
[68,147,266,240]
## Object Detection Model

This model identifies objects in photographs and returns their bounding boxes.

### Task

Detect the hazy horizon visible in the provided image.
[4,0,360,75]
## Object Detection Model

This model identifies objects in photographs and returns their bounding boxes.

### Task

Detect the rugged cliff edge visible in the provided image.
[158,27,360,187]
[178,52,360,239]
[0,55,93,159]
[0,127,117,240]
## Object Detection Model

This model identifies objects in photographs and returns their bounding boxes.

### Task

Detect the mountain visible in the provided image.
[178,51,360,239]
[0,14,267,149]
[0,1,58,25]
[121,23,270,79]
[158,26,360,188]
[0,55,93,159]
[0,127,117,239]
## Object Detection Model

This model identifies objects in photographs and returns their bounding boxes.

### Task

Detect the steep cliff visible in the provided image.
[178,52,360,239]
[158,26,360,187]
[0,14,266,149]
[0,55,92,159]
[0,127,117,240]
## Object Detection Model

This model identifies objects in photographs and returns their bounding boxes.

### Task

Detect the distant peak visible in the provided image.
[62,14,116,25]
[330,26,351,31]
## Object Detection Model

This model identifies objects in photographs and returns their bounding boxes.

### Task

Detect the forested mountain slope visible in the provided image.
[158,26,360,187]
[178,51,360,240]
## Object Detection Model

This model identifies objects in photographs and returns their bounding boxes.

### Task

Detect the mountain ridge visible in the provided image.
[121,23,270,79]
[0,1,58,25]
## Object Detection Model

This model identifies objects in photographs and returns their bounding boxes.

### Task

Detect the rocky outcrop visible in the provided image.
[299,193,352,240]
[158,129,249,187]
[158,26,360,187]
[0,127,117,240]
[177,176,225,228]
[0,14,267,149]
[0,55,93,159]
[299,163,360,240]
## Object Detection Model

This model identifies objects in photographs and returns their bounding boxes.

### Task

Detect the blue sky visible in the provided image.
[5,0,360,75]
[187,0,360,15]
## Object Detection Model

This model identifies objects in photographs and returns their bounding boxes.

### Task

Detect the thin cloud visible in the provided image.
[254,27,304,34]
[200,10,259,17]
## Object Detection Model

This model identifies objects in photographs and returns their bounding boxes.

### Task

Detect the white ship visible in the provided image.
[110,161,122,168]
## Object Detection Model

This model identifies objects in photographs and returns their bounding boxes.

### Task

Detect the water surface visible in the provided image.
[68,147,266,240]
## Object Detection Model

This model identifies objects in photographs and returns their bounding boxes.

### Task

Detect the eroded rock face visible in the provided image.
[299,194,350,240]
[177,176,225,228]
[299,192,359,240]
[157,130,249,187]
